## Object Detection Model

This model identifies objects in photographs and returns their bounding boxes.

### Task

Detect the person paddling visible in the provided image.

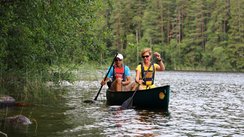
[100,53,133,91]
[134,48,165,90]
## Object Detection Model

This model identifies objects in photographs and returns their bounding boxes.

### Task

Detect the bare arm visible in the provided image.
[122,76,131,85]
[157,60,165,71]
[135,70,144,84]
[154,52,165,71]
[100,77,110,85]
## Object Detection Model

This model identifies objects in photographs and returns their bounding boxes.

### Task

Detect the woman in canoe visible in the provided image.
[134,48,165,90]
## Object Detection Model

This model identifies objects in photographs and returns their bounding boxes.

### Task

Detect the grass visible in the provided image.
[0,62,109,104]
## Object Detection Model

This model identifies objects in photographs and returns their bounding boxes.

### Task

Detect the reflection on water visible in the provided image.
[96,107,171,137]
[0,71,243,137]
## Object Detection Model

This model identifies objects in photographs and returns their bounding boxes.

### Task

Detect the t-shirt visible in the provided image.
[107,65,131,78]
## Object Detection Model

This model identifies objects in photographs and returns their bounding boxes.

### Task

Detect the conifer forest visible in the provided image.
[0,0,243,92]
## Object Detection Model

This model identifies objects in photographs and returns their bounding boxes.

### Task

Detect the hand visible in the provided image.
[101,80,106,85]
[154,52,162,61]
[137,80,144,85]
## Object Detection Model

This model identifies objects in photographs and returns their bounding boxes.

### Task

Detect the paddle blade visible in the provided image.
[121,97,133,109]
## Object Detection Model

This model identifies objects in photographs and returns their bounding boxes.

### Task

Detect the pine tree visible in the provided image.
[229,0,244,43]
[142,0,175,45]
[227,0,244,70]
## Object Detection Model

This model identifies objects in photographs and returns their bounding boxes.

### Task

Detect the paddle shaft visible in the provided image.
[121,62,153,109]
[94,53,118,101]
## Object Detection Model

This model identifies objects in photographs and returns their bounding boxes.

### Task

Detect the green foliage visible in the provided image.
[226,44,244,70]
[0,0,107,98]
[106,0,243,72]
[211,47,231,71]
[0,0,244,99]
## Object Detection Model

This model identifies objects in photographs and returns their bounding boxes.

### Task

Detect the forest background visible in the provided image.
[0,0,243,96]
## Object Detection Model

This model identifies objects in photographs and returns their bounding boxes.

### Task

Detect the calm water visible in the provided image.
[0,71,243,137]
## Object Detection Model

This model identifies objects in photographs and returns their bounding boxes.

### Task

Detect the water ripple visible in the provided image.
[61,71,244,137]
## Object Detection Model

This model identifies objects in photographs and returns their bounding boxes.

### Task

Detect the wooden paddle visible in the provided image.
[94,53,118,100]
[121,62,152,109]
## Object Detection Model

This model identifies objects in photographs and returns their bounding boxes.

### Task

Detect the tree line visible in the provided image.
[105,0,243,71]
[0,0,243,94]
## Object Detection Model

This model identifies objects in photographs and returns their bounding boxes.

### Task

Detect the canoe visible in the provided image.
[106,85,170,111]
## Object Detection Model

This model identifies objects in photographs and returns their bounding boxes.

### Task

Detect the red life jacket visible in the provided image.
[112,65,125,81]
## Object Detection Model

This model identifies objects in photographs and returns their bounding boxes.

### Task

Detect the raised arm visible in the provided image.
[154,52,165,71]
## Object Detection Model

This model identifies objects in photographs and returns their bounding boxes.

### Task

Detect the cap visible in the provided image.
[116,53,123,60]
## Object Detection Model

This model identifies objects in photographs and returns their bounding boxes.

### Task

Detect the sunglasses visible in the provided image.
[142,55,150,58]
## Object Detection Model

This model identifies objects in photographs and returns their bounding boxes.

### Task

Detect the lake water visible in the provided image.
[0,71,243,137]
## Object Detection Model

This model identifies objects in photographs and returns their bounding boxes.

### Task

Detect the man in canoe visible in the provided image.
[100,53,133,91]
[134,48,165,90]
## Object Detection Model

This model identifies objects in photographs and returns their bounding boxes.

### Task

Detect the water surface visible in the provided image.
[0,71,243,137]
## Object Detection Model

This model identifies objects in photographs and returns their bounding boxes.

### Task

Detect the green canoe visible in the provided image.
[106,85,170,111]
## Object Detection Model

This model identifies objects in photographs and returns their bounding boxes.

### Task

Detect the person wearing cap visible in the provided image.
[100,53,133,91]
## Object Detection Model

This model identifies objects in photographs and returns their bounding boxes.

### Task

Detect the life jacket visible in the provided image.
[112,65,126,81]
[140,63,155,86]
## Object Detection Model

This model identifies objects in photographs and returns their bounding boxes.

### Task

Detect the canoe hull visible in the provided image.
[106,85,170,111]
